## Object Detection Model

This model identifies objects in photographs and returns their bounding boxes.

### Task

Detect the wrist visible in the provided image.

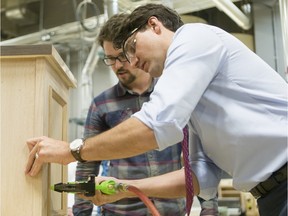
[66,151,77,164]
[120,180,139,198]
[69,138,87,163]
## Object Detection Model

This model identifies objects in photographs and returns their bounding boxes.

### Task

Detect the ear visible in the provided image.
[147,16,162,34]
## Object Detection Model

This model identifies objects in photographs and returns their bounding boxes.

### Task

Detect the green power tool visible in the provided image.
[51,174,118,196]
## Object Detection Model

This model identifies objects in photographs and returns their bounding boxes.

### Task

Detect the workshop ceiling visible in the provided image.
[0,0,104,40]
[1,0,253,51]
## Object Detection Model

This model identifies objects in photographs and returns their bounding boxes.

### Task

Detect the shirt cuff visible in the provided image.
[132,114,183,151]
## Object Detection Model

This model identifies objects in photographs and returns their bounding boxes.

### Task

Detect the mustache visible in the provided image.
[116,68,129,74]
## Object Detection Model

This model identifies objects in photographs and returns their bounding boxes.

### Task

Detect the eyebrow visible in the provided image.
[104,55,116,58]
[104,53,125,58]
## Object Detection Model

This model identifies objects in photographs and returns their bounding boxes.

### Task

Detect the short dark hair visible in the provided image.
[113,4,184,49]
[97,13,129,48]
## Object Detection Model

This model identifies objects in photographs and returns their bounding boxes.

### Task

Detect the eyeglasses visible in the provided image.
[122,21,148,63]
[103,53,128,66]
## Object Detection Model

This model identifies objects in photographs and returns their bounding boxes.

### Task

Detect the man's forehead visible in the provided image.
[103,41,123,55]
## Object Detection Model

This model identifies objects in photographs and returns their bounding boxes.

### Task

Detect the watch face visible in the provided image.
[70,139,83,151]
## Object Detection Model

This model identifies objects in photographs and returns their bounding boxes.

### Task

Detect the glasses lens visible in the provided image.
[103,53,128,66]
[103,58,114,66]
[123,21,147,63]
[124,36,136,60]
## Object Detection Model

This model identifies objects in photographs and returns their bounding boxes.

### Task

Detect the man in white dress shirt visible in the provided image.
[26,3,287,216]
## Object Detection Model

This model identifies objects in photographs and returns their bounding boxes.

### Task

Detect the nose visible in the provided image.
[129,57,139,68]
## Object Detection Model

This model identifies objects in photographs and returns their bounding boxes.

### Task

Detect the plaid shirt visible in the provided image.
[73,79,186,216]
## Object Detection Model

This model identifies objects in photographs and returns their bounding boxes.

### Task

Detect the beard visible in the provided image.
[117,70,137,87]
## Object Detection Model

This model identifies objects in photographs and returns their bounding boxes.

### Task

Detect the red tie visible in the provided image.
[182,126,194,216]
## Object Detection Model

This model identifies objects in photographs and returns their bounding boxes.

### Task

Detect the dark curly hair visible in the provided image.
[113,3,184,49]
[97,13,129,48]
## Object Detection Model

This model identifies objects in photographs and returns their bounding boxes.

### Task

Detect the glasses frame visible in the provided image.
[122,20,149,63]
[102,52,128,66]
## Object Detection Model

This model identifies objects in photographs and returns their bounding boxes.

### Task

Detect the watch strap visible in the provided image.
[71,139,87,163]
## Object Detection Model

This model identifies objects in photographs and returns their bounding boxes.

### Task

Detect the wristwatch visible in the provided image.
[69,138,87,163]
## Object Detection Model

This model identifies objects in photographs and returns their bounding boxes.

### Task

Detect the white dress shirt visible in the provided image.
[133,23,288,200]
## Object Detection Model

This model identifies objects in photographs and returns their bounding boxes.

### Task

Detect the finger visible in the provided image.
[77,193,98,204]
[82,192,106,206]
[28,159,43,177]
[25,146,38,174]
[25,142,42,176]
[78,193,89,200]
[96,176,117,183]
[95,177,101,185]
[26,137,43,152]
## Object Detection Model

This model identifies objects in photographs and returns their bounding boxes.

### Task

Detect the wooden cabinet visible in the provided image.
[0,45,77,216]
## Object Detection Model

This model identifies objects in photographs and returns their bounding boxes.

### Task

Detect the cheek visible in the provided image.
[137,40,153,56]
[149,61,164,77]
[111,65,118,73]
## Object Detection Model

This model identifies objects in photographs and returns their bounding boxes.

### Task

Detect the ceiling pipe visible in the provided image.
[104,0,119,18]
[0,15,106,46]
[81,0,119,77]
[211,0,252,30]
[78,0,119,78]
[279,0,288,79]
[78,0,120,119]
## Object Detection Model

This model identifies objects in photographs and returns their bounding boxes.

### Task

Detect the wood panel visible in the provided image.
[1,58,42,216]
[49,88,67,215]
[0,44,76,216]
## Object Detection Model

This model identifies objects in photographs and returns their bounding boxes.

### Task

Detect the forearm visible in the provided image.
[85,169,200,206]
[25,118,157,176]
[121,169,199,199]
[125,169,186,198]
[82,117,158,161]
